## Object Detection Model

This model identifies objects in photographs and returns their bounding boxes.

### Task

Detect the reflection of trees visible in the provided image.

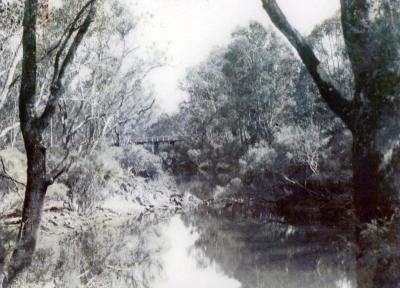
[185,211,356,288]
[13,212,173,288]
[8,210,357,287]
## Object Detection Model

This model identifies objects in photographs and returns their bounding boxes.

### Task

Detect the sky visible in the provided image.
[129,0,341,113]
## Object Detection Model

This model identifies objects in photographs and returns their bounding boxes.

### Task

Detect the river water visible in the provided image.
[16,208,356,287]
[46,209,355,288]
[156,212,354,288]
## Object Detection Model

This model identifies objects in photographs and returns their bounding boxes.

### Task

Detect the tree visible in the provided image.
[180,23,299,148]
[48,0,160,152]
[222,23,299,145]
[261,0,400,286]
[0,1,24,145]
[2,0,97,285]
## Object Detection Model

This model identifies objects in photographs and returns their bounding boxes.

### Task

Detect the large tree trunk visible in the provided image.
[352,133,400,220]
[352,110,400,287]
[352,127,396,223]
[260,0,400,286]
[2,0,41,283]
[6,131,48,284]
[352,137,384,222]
[1,0,96,286]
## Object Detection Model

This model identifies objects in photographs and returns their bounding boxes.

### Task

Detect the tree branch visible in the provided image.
[48,149,71,184]
[0,157,25,187]
[0,41,22,112]
[36,0,97,130]
[0,123,20,139]
[261,0,355,129]
[18,0,38,127]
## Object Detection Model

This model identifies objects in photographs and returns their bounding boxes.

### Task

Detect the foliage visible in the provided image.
[150,20,353,209]
[115,145,163,180]
[0,147,26,214]
[0,0,161,151]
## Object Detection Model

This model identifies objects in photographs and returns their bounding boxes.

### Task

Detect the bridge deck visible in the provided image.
[133,136,185,144]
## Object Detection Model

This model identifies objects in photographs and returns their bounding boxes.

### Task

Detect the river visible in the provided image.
[43,208,355,288]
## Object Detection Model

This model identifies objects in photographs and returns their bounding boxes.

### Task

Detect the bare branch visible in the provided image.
[137,98,156,116]
[48,149,73,184]
[112,98,156,130]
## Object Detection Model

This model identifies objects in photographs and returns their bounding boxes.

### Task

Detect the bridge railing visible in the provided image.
[132,136,187,144]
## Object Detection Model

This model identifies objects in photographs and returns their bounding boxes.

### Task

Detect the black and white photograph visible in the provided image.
[0,0,399,287]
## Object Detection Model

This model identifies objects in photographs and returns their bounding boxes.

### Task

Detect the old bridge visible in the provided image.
[132,136,186,154]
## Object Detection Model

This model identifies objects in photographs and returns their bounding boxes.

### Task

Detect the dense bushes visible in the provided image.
[159,118,353,225]
[0,144,170,216]
[116,145,163,179]
[0,147,26,214]
[59,145,166,213]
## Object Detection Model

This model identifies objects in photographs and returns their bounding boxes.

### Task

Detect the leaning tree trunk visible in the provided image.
[6,131,49,284]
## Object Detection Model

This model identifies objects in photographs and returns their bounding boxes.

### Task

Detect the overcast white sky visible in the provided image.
[129,0,340,113]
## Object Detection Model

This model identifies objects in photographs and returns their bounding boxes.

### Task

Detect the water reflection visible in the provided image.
[14,210,356,287]
[152,216,240,288]
[183,211,356,288]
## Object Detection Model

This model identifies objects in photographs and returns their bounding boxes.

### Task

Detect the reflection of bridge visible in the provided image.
[133,136,186,154]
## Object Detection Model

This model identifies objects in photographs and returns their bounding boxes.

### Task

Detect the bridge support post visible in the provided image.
[154,142,159,154]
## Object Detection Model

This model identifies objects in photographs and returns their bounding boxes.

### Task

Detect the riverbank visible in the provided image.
[0,145,201,287]
[175,172,354,229]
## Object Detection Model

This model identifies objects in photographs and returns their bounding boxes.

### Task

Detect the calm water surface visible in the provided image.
[22,209,356,288]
